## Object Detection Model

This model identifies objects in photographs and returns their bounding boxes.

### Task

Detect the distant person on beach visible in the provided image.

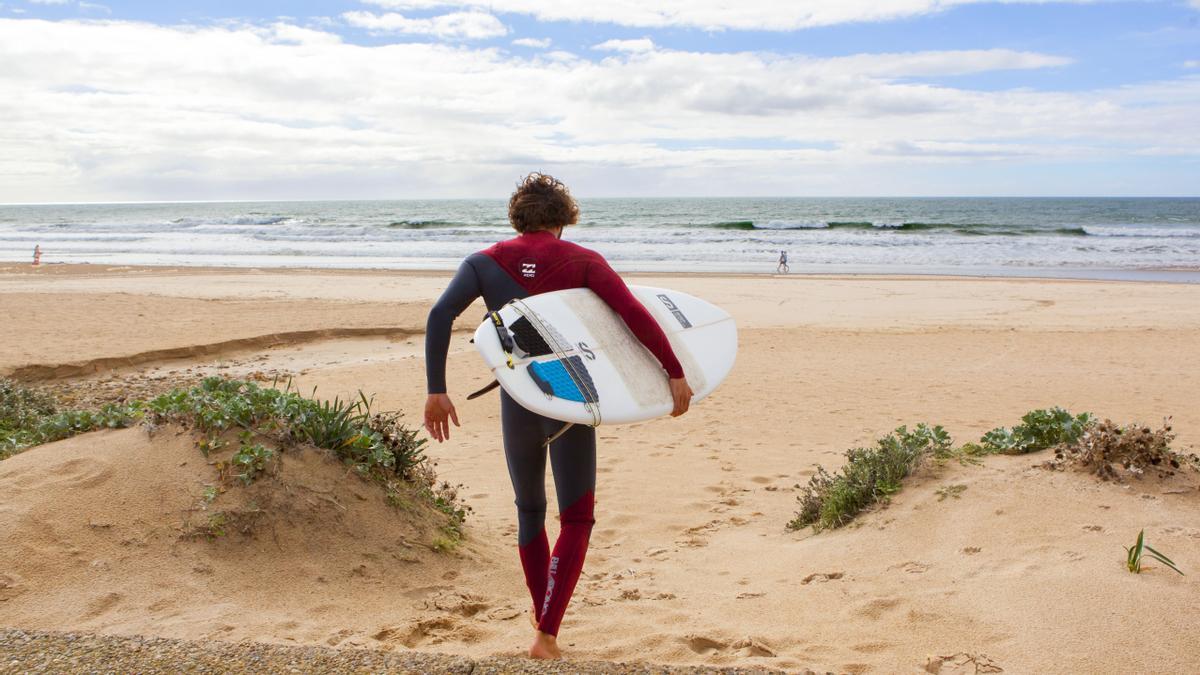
[32,245,42,266]
[423,173,693,659]
[777,250,789,273]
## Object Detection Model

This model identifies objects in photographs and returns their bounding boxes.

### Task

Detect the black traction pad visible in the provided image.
[509,316,553,357]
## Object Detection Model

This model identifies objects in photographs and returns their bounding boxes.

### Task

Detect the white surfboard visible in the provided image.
[472,285,736,425]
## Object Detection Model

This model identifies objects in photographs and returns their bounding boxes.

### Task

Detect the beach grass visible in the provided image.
[789,424,952,532]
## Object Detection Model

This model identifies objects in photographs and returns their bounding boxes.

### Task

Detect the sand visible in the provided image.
[2,263,1199,673]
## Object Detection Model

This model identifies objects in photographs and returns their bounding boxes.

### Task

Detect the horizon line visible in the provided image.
[3,195,1199,206]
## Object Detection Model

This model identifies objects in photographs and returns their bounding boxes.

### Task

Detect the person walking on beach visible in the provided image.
[777,250,789,273]
[32,245,41,267]
[423,173,693,659]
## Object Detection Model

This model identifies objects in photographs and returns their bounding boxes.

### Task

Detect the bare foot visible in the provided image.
[529,631,561,659]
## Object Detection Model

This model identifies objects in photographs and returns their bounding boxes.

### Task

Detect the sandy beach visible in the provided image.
[2,263,1199,673]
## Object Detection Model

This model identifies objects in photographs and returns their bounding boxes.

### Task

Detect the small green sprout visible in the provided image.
[1125,529,1183,576]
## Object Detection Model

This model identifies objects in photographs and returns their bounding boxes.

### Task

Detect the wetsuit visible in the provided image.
[425,230,683,636]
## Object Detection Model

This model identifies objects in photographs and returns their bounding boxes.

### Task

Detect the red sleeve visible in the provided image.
[584,257,685,379]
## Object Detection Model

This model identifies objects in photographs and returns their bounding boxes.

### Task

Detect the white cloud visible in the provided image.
[27,0,72,4]
[0,17,1196,201]
[1185,60,1199,68]
[78,1,109,13]
[342,10,506,39]
[825,49,1071,77]
[592,38,655,53]
[512,37,550,48]
[357,0,1108,31]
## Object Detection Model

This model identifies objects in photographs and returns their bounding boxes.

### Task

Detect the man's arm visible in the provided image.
[425,260,483,394]
[584,258,684,379]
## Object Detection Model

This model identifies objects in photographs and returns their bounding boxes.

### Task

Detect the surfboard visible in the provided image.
[472,285,736,425]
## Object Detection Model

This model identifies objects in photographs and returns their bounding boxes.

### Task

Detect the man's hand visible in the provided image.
[669,377,693,417]
[424,393,460,442]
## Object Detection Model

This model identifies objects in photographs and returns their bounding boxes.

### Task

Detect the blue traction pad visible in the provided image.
[527,357,599,404]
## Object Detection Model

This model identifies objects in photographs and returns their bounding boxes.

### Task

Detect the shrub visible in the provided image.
[978,407,1094,454]
[789,424,951,532]
[1049,418,1197,481]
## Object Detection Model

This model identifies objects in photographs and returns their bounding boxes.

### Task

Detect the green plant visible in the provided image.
[201,485,220,505]
[1125,529,1183,576]
[789,424,952,532]
[232,433,274,485]
[1,378,142,459]
[979,408,1094,455]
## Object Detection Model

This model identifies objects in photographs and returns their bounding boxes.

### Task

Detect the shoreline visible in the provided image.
[4,261,1200,285]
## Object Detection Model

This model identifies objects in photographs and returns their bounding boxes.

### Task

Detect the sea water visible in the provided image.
[1,198,1198,280]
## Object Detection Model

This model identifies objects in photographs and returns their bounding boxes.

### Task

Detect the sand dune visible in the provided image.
[2,264,1199,673]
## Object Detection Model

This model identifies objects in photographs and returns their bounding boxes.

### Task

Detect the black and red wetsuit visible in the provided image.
[425,230,682,636]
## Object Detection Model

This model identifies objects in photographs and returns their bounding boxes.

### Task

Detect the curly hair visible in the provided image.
[507,172,580,234]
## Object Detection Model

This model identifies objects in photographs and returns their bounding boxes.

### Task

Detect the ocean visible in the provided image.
[2,198,1198,280]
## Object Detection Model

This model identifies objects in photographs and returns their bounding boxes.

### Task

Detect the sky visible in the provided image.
[0,1,1198,201]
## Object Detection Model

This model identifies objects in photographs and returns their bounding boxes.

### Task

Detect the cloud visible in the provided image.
[1185,60,1199,68]
[342,10,506,39]
[355,0,1110,31]
[512,37,550,48]
[0,17,1196,201]
[27,0,72,4]
[592,38,655,53]
[825,49,1072,77]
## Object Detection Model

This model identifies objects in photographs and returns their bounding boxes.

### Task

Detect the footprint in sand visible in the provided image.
[82,592,123,619]
[961,547,982,555]
[801,572,844,584]
[424,590,489,617]
[685,635,727,655]
[888,561,930,574]
[923,652,1004,674]
[684,635,776,658]
[855,597,903,621]
[485,606,522,621]
[374,617,478,648]
[1081,524,1104,532]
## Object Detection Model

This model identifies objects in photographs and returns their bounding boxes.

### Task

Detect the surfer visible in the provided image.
[777,250,789,273]
[424,173,693,659]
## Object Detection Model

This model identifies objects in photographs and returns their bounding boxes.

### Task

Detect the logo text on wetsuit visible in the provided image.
[657,294,692,329]
[521,260,537,278]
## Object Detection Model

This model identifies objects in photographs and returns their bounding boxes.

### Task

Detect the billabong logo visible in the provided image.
[521,260,537,278]
[657,294,692,329]
[542,555,559,616]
